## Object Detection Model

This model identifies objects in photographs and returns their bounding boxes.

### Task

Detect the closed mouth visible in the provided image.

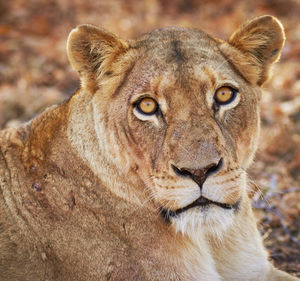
[160,196,240,222]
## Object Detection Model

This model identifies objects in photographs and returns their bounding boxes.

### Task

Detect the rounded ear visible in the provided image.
[219,15,285,86]
[67,24,128,92]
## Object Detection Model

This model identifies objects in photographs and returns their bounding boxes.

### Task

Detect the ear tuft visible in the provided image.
[67,24,128,92]
[220,15,285,85]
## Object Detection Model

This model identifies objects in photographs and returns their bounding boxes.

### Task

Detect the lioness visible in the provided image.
[0,15,298,281]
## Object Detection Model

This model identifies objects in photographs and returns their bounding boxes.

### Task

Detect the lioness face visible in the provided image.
[67,17,284,237]
[92,29,260,236]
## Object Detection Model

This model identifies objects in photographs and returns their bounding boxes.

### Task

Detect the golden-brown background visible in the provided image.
[0,0,299,275]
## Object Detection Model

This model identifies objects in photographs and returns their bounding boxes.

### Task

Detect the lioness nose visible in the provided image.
[172,158,223,188]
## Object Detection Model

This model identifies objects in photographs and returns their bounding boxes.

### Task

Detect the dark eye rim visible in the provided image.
[214,86,238,106]
[134,97,159,116]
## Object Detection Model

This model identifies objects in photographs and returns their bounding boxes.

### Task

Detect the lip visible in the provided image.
[160,196,240,221]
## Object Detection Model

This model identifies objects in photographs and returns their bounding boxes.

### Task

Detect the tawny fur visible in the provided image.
[0,15,298,280]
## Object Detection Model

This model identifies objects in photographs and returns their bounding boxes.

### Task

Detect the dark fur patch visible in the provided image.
[171,40,185,64]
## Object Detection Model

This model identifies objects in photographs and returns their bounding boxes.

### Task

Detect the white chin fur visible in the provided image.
[171,205,235,240]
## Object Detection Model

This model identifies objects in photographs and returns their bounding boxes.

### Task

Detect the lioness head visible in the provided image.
[67,16,285,237]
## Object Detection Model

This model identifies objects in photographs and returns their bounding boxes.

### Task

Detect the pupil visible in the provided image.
[140,99,156,113]
[221,90,230,99]
[136,97,158,115]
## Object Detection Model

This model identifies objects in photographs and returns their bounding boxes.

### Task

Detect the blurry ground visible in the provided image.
[0,0,299,276]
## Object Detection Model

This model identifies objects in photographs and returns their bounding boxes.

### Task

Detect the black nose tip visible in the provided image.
[172,158,223,188]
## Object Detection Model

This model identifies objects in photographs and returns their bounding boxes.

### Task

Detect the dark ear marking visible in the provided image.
[104,71,114,76]
[271,48,279,57]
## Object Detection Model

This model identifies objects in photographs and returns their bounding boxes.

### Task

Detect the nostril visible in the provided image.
[171,158,223,188]
[206,158,223,177]
[171,165,192,177]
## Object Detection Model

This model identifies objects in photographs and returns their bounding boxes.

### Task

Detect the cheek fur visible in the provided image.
[221,99,259,167]
[128,114,166,163]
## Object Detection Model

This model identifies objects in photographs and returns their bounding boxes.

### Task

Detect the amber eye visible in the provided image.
[214,87,237,105]
[136,97,158,115]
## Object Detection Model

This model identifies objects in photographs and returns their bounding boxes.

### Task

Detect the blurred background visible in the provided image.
[0,0,299,275]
